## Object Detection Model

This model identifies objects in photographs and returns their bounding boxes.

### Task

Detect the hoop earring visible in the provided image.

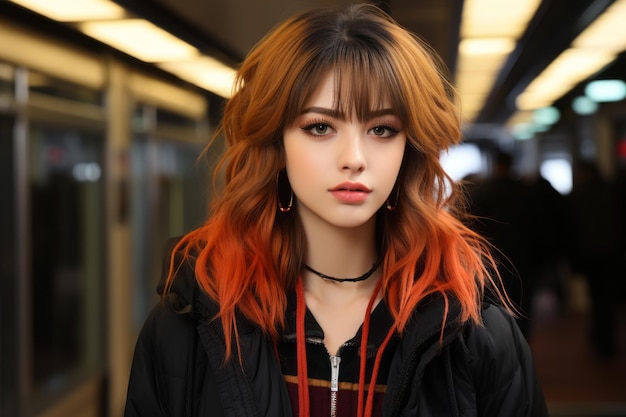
[386,187,399,211]
[277,170,293,213]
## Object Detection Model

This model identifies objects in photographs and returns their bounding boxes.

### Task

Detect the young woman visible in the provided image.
[125,4,548,417]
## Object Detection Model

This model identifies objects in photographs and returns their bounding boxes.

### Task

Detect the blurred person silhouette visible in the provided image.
[567,161,625,358]
[466,149,535,338]
[524,172,568,311]
[124,4,548,417]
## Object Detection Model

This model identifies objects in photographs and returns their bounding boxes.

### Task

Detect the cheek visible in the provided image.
[386,141,406,179]
[285,137,329,170]
[284,142,318,187]
[285,144,309,173]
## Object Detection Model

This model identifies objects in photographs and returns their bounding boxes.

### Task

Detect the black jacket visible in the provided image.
[125,250,548,417]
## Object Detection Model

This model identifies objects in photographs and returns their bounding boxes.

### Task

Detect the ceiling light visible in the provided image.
[159,56,237,98]
[80,19,198,62]
[456,53,509,73]
[457,0,541,122]
[533,106,560,125]
[585,79,626,102]
[516,93,557,111]
[541,49,615,85]
[572,96,598,115]
[459,38,516,55]
[573,0,626,53]
[511,122,536,140]
[515,48,615,110]
[461,0,542,38]
[512,0,626,113]
[9,0,125,21]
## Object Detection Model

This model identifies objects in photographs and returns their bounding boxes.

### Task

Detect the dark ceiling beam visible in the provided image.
[475,0,616,125]
[445,0,465,75]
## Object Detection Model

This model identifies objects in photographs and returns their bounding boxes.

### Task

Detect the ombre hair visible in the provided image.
[165,3,507,358]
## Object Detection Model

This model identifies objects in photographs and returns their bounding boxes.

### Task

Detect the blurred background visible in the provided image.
[0,0,624,416]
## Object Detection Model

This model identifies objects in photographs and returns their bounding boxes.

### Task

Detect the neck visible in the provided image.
[302,233,382,305]
[305,224,377,280]
[300,217,380,300]
[304,257,381,283]
[303,268,381,308]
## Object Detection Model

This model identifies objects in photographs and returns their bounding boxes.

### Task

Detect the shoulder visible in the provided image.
[135,299,201,377]
[460,303,528,380]
[454,303,548,416]
[467,303,522,350]
[126,300,208,417]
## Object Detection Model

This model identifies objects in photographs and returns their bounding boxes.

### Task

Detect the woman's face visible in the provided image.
[283,72,406,230]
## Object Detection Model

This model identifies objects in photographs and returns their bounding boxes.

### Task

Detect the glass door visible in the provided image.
[27,123,106,414]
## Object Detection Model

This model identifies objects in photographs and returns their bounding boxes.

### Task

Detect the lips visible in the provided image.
[329,182,371,203]
[330,182,371,192]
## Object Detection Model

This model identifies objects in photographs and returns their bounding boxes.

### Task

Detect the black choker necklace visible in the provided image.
[304,258,382,283]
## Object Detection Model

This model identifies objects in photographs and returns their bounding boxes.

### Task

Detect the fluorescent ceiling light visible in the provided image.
[461,0,542,38]
[457,0,541,122]
[460,98,487,116]
[511,122,536,140]
[159,56,237,98]
[515,48,615,110]
[456,53,507,72]
[515,93,555,111]
[573,0,626,52]
[456,69,502,89]
[459,38,516,55]
[585,79,626,102]
[80,19,198,62]
[572,96,598,115]
[533,106,560,125]
[512,0,626,117]
[505,110,533,132]
[541,49,615,85]
[9,0,125,21]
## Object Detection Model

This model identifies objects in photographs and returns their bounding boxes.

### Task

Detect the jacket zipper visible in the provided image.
[330,355,341,417]
[305,338,355,417]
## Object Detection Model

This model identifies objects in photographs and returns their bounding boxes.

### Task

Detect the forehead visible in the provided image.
[301,71,395,119]
[304,73,335,107]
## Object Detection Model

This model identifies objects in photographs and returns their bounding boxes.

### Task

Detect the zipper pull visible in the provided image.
[330,355,342,417]
[330,355,341,392]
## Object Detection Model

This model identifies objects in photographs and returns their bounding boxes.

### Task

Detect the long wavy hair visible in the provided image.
[164,3,506,358]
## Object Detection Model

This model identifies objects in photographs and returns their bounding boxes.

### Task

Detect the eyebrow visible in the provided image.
[300,107,397,119]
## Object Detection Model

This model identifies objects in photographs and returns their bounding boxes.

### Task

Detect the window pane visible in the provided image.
[0,115,19,417]
[131,139,209,326]
[29,125,105,392]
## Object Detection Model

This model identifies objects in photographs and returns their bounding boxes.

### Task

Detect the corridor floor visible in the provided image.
[528,290,626,417]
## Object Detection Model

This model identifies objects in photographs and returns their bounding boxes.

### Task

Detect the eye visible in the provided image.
[302,122,333,136]
[369,125,399,138]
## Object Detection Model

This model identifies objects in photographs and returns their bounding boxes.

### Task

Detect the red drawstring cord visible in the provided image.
[295,278,310,417]
[357,278,397,417]
[362,321,396,417]
[295,277,396,417]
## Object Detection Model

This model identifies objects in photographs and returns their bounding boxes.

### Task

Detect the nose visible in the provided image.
[338,130,366,172]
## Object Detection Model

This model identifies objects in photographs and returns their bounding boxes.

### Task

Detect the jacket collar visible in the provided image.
[280,287,464,348]
[280,288,397,352]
